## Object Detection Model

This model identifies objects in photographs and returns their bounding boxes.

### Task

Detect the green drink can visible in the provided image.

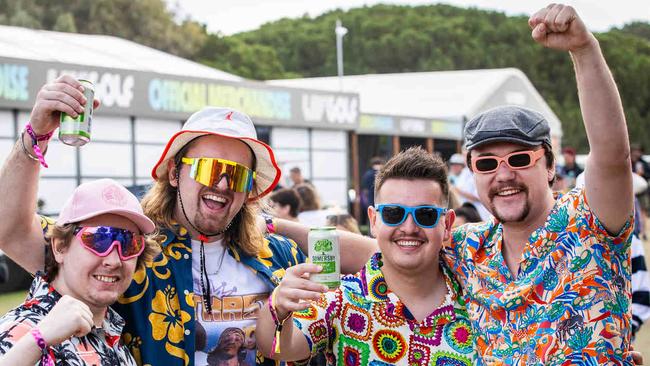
[308,227,340,289]
[59,79,94,146]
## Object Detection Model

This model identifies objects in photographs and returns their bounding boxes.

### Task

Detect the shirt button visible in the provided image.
[184,290,189,295]
[185,329,191,335]
[183,254,190,259]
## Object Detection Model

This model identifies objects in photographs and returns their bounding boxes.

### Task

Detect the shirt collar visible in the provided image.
[357,252,459,326]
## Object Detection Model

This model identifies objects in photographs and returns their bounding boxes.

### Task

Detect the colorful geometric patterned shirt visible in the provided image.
[292,252,476,366]
[444,188,634,365]
[40,217,305,366]
[0,273,137,366]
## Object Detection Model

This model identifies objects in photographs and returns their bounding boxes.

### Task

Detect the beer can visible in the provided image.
[308,227,340,289]
[59,79,94,146]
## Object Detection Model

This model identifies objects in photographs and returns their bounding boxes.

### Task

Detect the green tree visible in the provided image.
[52,12,77,33]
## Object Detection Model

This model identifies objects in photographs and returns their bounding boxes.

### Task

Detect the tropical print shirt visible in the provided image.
[0,273,136,366]
[292,252,476,366]
[112,224,305,366]
[444,188,634,365]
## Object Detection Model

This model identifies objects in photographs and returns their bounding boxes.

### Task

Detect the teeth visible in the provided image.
[497,189,520,196]
[94,275,117,283]
[395,240,421,247]
[203,194,226,203]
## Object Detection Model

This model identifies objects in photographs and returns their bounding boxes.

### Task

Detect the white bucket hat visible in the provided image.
[151,107,281,201]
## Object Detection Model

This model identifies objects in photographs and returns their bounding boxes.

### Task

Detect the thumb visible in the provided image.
[531,23,547,43]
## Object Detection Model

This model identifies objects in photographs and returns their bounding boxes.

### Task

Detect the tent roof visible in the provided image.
[0,25,243,81]
[269,68,561,137]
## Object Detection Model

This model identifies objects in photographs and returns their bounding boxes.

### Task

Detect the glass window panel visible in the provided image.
[41,140,77,177]
[0,110,14,137]
[80,142,132,177]
[311,179,348,209]
[311,129,347,150]
[135,118,181,143]
[273,149,310,187]
[312,151,347,179]
[0,138,14,165]
[92,114,131,142]
[271,127,309,149]
[37,179,78,216]
[136,144,166,178]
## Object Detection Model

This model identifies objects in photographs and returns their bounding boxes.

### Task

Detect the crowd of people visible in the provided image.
[0,3,647,366]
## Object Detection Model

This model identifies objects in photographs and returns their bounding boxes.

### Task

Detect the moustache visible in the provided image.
[488,183,528,199]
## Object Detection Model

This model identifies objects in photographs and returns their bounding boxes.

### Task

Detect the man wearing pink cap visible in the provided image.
[0,179,157,365]
[0,76,304,366]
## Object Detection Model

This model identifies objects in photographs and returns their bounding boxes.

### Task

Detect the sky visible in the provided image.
[168,0,649,35]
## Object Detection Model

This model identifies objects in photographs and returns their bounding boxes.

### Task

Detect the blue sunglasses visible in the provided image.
[375,204,448,228]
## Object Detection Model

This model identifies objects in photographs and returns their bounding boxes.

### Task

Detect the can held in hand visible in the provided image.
[308,227,340,289]
[59,79,94,146]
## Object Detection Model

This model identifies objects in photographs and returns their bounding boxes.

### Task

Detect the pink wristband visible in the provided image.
[24,124,53,168]
[30,328,54,366]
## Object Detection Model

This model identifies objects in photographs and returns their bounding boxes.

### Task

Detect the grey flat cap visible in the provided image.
[464,106,551,150]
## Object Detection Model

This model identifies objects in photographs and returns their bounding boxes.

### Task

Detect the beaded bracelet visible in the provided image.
[30,328,54,366]
[268,287,292,357]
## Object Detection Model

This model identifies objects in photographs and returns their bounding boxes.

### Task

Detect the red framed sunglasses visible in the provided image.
[471,149,545,174]
[74,226,145,261]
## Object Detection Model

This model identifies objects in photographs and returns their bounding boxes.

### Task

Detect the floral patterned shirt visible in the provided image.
[444,188,634,365]
[0,273,136,366]
[292,252,476,366]
[39,218,305,366]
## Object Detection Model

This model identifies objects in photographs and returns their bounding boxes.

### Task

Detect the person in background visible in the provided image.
[268,188,301,222]
[0,179,157,365]
[558,146,583,189]
[448,153,465,185]
[289,167,311,187]
[360,157,384,224]
[452,202,482,227]
[325,213,361,234]
[295,183,333,227]
[630,234,650,340]
[451,150,491,221]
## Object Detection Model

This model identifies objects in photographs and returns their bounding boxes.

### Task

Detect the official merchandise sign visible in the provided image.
[0,56,360,130]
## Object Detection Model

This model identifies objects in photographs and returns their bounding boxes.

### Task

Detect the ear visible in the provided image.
[168,159,179,188]
[547,153,556,183]
[368,205,378,238]
[443,209,456,242]
[547,163,556,183]
[51,238,66,264]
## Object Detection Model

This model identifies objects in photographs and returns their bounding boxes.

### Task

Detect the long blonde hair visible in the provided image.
[141,168,264,257]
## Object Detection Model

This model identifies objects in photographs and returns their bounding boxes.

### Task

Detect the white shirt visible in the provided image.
[191,239,272,366]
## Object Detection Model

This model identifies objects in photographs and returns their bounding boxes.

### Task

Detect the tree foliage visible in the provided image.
[0,0,206,58]
[0,1,648,150]
[222,4,650,151]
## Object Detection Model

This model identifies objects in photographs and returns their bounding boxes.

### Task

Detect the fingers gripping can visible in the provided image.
[59,79,94,146]
[308,227,340,289]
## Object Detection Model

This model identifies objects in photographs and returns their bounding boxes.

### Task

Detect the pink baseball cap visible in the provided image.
[57,179,155,234]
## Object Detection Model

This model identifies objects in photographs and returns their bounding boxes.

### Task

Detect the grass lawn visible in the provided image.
[0,291,27,314]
